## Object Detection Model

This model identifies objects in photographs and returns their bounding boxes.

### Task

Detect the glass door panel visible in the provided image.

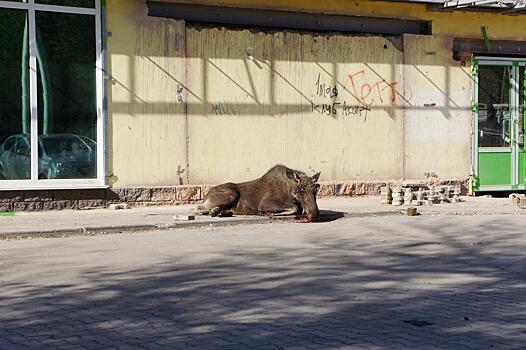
[35,11,97,179]
[477,64,513,188]
[478,66,512,148]
[0,9,30,180]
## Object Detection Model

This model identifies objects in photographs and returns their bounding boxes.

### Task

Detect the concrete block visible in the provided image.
[510,193,525,205]
[151,187,176,202]
[125,188,152,202]
[78,200,106,210]
[176,185,202,202]
[109,203,130,210]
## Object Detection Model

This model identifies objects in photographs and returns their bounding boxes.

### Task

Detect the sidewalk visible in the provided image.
[0,195,524,239]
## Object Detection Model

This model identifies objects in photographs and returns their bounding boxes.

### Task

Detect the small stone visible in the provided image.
[109,203,130,210]
[174,215,195,221]
[406,207,418,216]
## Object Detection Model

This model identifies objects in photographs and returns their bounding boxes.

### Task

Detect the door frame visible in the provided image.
[472,56,526,192]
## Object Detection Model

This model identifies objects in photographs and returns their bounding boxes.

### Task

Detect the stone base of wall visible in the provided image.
[0,179,470,212]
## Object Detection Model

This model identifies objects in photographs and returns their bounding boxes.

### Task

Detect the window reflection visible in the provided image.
[36,11,97,179]
[478,66,512,148]
[0,9,30,180]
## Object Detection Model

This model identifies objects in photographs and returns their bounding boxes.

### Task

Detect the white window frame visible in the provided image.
[0,0,105,190]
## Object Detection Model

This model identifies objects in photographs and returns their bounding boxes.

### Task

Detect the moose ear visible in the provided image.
[286,169,301,183]
[312,172,321,183]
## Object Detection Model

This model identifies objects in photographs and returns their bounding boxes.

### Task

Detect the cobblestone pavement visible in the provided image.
[1,213,525,349]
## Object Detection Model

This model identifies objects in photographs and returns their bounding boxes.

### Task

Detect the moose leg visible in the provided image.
[257,199,301,216]
[197,184,240,217]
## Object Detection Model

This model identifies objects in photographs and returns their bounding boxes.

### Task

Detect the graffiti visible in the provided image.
[311,101,370,118]
[315,73,338,99]
[312,73,370,120]
[211,103,244,116]
[346,70,410,107]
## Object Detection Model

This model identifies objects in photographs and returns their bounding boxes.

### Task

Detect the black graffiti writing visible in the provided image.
[211,103,244,116]
[312,101,370,119]
[315,73,339,99]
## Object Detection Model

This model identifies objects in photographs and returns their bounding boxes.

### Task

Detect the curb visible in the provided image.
[0,211,358,240]
[4,208,522,240]
[0,216,294,240]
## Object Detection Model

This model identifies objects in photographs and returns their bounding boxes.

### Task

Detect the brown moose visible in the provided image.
[195,165,321,222]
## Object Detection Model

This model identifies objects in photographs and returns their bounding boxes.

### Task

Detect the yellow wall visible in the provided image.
[107,0,187,186]
[107,0,480,186]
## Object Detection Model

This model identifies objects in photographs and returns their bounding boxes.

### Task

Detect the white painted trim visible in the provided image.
[0,1,30,10]
[95,2,105,184]
[0,180,108,191]
[511,65,519,185]
[34,4,97,15]
[28,6,38,181]
[0,1,96,12]
[476,56,526,62]
[477,61,514,66]
[477,185,513,191]
[472,67,479,177]
[478,147,513,153]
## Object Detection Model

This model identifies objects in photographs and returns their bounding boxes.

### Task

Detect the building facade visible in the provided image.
[1,0,525,210]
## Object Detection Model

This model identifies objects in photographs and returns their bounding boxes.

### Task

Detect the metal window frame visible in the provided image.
[0,0,106,190]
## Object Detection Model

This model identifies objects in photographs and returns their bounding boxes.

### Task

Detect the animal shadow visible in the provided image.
[317,209,346,222]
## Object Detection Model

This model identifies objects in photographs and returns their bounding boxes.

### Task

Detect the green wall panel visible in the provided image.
[478,152,512,186]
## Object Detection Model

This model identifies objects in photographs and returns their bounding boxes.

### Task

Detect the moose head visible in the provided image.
[290,171,321,222]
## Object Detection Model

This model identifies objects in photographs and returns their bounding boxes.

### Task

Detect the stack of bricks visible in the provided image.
[380,186,392,204]
[380,185,461,206]
[391,187,403,206]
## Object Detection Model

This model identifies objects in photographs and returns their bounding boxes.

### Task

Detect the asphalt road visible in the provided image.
[1,213,525,349]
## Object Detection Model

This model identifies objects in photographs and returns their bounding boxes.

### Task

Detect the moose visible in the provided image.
[195,165,321,222]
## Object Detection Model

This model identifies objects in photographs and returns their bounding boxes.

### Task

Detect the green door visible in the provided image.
[473,59,526,192]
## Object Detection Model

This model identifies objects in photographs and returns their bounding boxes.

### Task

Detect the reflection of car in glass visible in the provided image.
[0,133,96,180]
